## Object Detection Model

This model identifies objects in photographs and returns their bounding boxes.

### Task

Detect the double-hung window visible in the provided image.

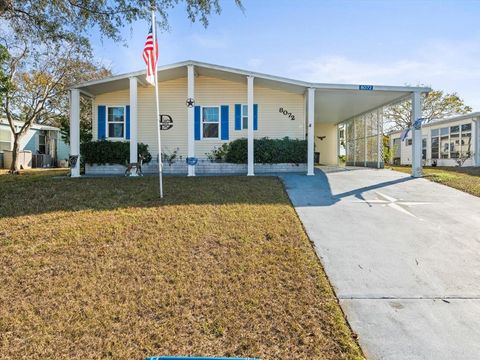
[439,127,449,159]
[432,123,473,160]
[241,105,248,129]
[449,125,460,159]
[431,129,439,159]
[38,131,47,154]
[202,106,220,139]
[107,106,125,139]
[460,123,472,157]
[0,128,11,152]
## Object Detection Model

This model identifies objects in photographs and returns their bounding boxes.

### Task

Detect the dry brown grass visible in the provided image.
[388,165,480,197]
[0,170,363,360]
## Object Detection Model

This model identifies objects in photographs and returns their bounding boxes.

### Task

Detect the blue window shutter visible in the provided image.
[221,105,229,140]
[97,105,106,139]
[194,106,201,140]
[253,104,258,131]
[234,104,241,130]
[125,105,130,140]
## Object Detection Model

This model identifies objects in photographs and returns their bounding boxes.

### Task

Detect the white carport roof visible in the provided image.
[74,60,430,124]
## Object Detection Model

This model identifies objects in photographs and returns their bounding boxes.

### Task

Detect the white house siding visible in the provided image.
[93,75,306,161]
[390,116,478,167]
[314,123,338,165]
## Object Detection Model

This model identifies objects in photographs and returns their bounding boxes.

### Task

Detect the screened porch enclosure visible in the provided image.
[342,108,383,168]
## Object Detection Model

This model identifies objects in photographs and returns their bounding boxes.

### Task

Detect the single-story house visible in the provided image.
[0,119,70,169]
[388,113,480,167]
[69,60,431,177]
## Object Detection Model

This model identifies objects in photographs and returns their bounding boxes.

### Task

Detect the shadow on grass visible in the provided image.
[0,174,291,218]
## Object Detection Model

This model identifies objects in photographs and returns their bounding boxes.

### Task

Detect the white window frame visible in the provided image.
[438,126,450,159]
[241,104,248,130]
[430,128,440,159]
[106,105,126,140]
[459,122,472,158]
[449,125,460,159]
[430,122,473,160]
[201,105,221,140]
[0,127,12,152]
[38,131,47,154]
[422,136,427,160]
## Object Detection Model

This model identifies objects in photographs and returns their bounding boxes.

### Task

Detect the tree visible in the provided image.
[0,0,243,46]
[0,44,9,103]
[49,60,111,145]
[0,37,107,173]
[384,90,472,131]
[0,0,242,173]
[57,98,97,145]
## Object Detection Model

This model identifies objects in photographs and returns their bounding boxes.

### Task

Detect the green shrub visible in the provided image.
[81,140,152,165]
[205,143,230,162]
[223,137,307,164]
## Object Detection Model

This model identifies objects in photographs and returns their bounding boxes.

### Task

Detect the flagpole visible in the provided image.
[151,7,163,198]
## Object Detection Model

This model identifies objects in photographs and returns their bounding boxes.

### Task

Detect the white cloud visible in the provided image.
[287,39,480,110]
[247,58,264,70]
[190,32,229,49]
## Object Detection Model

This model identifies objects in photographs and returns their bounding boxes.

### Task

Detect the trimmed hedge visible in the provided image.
[81,140,152,165]
[224,137,307,164]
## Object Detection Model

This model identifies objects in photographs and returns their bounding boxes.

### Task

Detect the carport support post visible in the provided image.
[411,91,423,177]
[473,119,480,166]
[69,89,80,178]
[187,64,195,176]
[247,75,254,176]
[129,77,138,167]
[307,87,315,176]
[377,108,382,169]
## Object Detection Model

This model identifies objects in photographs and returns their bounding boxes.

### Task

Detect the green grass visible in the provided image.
[0,170,363,360]
[387,166,480,197]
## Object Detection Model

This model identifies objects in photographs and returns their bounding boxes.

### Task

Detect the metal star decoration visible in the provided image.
[186,98,195,108]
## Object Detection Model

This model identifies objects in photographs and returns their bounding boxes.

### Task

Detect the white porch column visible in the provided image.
[247,75,254,176]
[377,108,382,169]
[364,117,367,167]
[353,119,356,166]
[307,87,315,176]
[411,91,423,177]
[187,64,195,176]
[336,124,341,167]
[129,76,138,165]
[69,89,80,177]
[473,119,480,166]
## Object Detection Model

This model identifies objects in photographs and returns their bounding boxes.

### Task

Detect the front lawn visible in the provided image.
[388,165,480,197]
[0,170,363,359]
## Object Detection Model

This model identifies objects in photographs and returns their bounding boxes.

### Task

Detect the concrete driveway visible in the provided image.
[281,167,480,360]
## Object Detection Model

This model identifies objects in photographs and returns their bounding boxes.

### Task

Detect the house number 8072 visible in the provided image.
[279,107,295,121]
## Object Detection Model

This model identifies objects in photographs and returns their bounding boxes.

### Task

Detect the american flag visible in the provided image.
[143,26,158,86]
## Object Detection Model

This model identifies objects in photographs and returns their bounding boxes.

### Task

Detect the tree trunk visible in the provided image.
[9,133,22,174]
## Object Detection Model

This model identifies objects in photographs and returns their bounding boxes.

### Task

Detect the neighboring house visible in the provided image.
[0,119,70,169]
[388,113,480,167]
[69,60,430,176]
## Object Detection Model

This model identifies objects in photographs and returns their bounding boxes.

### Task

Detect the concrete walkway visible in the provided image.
[281,167,480,360]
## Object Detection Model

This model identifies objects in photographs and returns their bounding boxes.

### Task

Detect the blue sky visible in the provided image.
[90,0,480,110]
